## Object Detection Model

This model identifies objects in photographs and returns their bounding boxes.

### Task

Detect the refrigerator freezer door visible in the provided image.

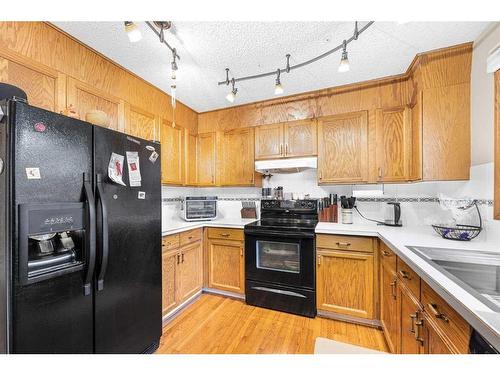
[10,101,94,353]
[93,127,161,353]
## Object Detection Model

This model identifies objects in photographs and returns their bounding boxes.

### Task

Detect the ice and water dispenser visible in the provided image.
[19,203,86,284]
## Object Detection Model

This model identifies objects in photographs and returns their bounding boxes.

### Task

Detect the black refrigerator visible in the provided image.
[0,100,162,353]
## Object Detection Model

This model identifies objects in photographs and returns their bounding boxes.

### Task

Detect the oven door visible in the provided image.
[244,230,315,289]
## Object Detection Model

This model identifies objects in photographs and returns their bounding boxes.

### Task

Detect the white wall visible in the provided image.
[471,22,500,165]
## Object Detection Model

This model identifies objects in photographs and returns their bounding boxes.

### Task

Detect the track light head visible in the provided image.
[171,48,178,71]
[338,40,350,73]
[274,69,284,95]
[226,78,237,103]
[124,21,142,43]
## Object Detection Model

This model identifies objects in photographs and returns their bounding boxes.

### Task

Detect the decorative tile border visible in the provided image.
[162,196,494,206]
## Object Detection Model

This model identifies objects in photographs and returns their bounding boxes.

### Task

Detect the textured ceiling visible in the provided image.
[53,21,490,112]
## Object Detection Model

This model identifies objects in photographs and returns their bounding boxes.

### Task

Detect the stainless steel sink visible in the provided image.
[406,246,500,312]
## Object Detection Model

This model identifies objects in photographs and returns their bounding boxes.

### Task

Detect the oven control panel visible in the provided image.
[261,199,317,211]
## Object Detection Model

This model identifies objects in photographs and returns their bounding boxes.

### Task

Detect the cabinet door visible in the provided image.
[185,132,198,186]
[255,123,284,160]
[177,242,203,303]
[422,315,455,354]
[380,263,399,353]
[0,51,65,113]
[423,83,470,180]
[222,127,255,186]
[375,106,411,182]
[208,239,244,294]
[316,249,374,319]
[67,77,125,131]
[410,92,423,181]
[197,132,217,186]
[162,250,178,315]
[127,105,158,141]
[161,120,184,185]
[284,119,317,158]
[317,111,368,184]
[398,284,424,354]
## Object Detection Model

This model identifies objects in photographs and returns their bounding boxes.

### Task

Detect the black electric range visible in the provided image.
[244,199,318,318]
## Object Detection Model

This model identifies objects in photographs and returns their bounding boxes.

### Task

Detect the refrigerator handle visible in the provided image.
[83,173,96,296]
[96,173,109,291]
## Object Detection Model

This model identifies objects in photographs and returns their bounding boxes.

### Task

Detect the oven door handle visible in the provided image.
[244,229,315,239]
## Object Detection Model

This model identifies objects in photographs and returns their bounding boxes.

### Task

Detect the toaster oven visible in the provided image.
[183,196,217,221]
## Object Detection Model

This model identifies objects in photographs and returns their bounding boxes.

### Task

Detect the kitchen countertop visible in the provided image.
[316,222,500,351]
[162,218,257,236]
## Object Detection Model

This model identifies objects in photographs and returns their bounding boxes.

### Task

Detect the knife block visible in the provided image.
[241,207,257,219]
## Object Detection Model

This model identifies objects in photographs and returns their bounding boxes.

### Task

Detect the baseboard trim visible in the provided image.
[202,287,245,301]
[317,310,382,329]
[162,291,202,326]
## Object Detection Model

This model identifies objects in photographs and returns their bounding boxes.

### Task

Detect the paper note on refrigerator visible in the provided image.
[108,153,126,186]
[126,151,142,187]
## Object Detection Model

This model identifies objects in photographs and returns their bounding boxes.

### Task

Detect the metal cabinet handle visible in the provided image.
[220,233,230,237]
[382,250,392,257]
[318,255,321,265]
[415,319,424,345]
[319,171,323,181]
[336,242,351,247]
[427,303,449,323]
[390,279,397,300]
[188,236,193,240]
[378,167,383,179]
[177,254,181,265]
[181,253,185,263]
[240,248,243,257]
[280,144,283,156]
[285,144,288,155]
[409,313,417,333]
[399,270,411,280]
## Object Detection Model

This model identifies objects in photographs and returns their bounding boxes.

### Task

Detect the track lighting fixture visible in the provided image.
[274,69,284,95]
[124,21,142,43]
[338,40,350,73]
[218,22,374,100]
[171,48,178,72]
[226,78,237,103]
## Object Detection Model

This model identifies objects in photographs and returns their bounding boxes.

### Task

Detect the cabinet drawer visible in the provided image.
[396,258,421,298]
[379,241,397,273]
[162,234,180,252]
[316,234,374,253]
[207,227,244,241]
[421,281,470,353]
[179,228,202,247]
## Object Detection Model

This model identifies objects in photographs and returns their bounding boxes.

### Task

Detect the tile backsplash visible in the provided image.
[162,162,499,241]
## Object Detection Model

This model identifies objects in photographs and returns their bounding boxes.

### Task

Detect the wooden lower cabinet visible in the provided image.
[398,283,424,354]
[380,258,399,353]
[161,231,203,316]
[316,247,375,320]
[422,313,454,354]
[207,236,245,295]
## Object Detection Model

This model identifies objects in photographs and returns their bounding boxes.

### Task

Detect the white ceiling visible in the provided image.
[53,21,490,113]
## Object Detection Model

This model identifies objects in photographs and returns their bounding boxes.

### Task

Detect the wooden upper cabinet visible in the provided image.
[161,120,184,185]
[375,106,411,182]
[423,83,470,181]
[222,127,255,186]
[126,105,158,141]
[67,77,125,132]
[197,132,217,186]
[317,111,368,184]
[410,92,423,181]
[0,50,66,113]
[284,119,317,157]
[255,123,284,160]
[185,132,198,186]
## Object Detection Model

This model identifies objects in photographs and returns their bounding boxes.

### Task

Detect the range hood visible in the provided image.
[255,157,317,174]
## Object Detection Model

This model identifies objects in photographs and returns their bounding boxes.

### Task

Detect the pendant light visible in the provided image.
[338,39,350,73]
[226,78,238,103]
[274,69,284,95]
[124,22,142,43]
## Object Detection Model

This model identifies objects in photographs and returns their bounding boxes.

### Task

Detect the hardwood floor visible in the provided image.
[157,294,388,354]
